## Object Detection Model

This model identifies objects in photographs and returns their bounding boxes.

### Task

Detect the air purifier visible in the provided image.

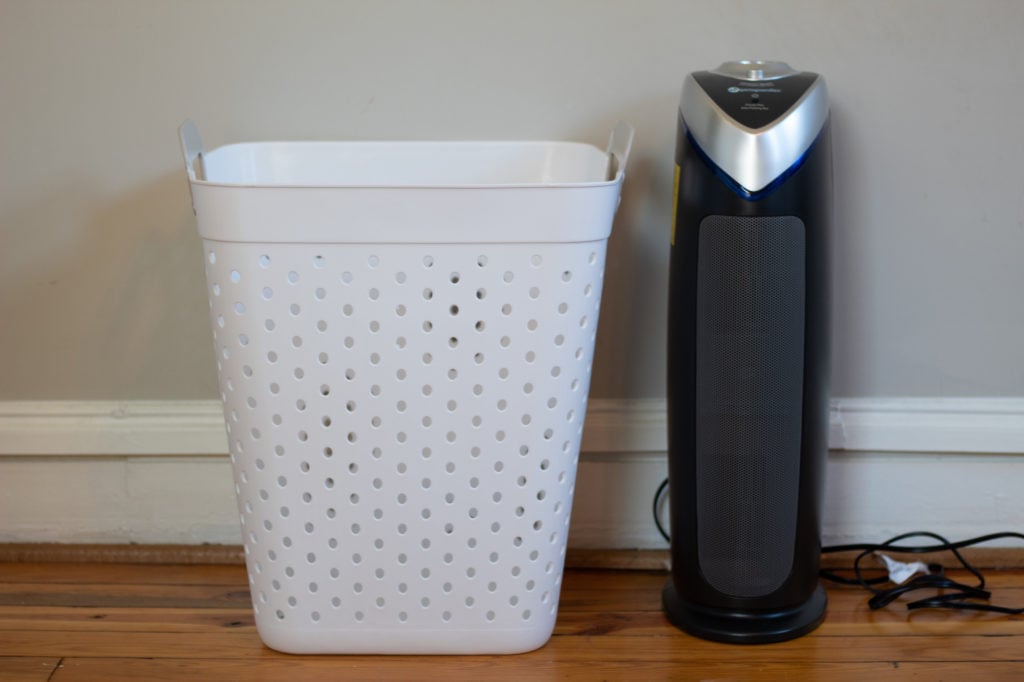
[663,60,832,643]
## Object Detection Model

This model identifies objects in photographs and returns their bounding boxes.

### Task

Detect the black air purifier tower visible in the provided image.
[663,61,832,643]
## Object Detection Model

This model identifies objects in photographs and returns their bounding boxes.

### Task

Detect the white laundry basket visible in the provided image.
[180,120,632,654]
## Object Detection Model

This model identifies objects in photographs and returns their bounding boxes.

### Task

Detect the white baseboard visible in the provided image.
[0,400,227,457]
[3,397,1023,456]
[1,398,1022,547]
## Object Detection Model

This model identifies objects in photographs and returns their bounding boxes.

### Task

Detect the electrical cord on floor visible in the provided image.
[653,477,671,544]
[820,530,1024,614]
[652,477,1024,615]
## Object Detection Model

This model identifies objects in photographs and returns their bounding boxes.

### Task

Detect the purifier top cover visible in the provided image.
[679,60,829,195]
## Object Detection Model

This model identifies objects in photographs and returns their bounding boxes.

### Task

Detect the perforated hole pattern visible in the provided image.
[204,242,606,635]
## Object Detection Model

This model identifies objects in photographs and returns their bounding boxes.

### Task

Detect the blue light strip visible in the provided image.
[685,128,822,201]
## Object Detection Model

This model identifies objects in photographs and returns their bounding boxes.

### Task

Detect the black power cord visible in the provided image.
[652,477,671,543]
[652,477,1024,614]
[821,530,1024,614]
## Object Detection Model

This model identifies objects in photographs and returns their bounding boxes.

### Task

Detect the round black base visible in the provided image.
[662,581,827,644]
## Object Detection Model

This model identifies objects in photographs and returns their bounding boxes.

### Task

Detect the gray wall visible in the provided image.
[2,0,1022,401]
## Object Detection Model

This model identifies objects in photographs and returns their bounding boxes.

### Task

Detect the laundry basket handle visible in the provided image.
[178,120,205,214]
[179,120,205,182]
[606,121,634,181]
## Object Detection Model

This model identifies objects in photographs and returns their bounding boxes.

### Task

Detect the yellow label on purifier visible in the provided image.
[671,164,680,245]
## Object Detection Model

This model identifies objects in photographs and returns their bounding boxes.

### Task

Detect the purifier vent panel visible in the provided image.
[694,215,805,598]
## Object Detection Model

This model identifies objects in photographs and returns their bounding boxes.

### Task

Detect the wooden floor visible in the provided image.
[1,561,1022,681]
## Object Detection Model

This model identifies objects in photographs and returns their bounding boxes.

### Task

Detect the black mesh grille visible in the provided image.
[695,215,806,598]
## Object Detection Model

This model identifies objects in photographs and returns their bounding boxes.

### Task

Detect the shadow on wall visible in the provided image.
[827,100,867,399]
[587,105,676,401]
[0,171,218,400]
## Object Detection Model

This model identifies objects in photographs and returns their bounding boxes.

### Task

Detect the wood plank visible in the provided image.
[1,567,1020,624]
[0,606,253,633]
[48,657,1024,682]
[554,609,1024,638]
[3,627,1024,662]
[0,562,247,586]
[2,601,1022,639]
[5,563,1018,611]
[0,544,243,565]
[3,544,1022,570]
[0,563,985,589]
[0,582,251,609]
[559,569,1024,611]
[2,565,1020,608]
[565,566,1024,589]
[0,657,61,682]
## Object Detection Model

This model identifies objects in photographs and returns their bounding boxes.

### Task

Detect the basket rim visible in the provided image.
[192,140,625,190]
